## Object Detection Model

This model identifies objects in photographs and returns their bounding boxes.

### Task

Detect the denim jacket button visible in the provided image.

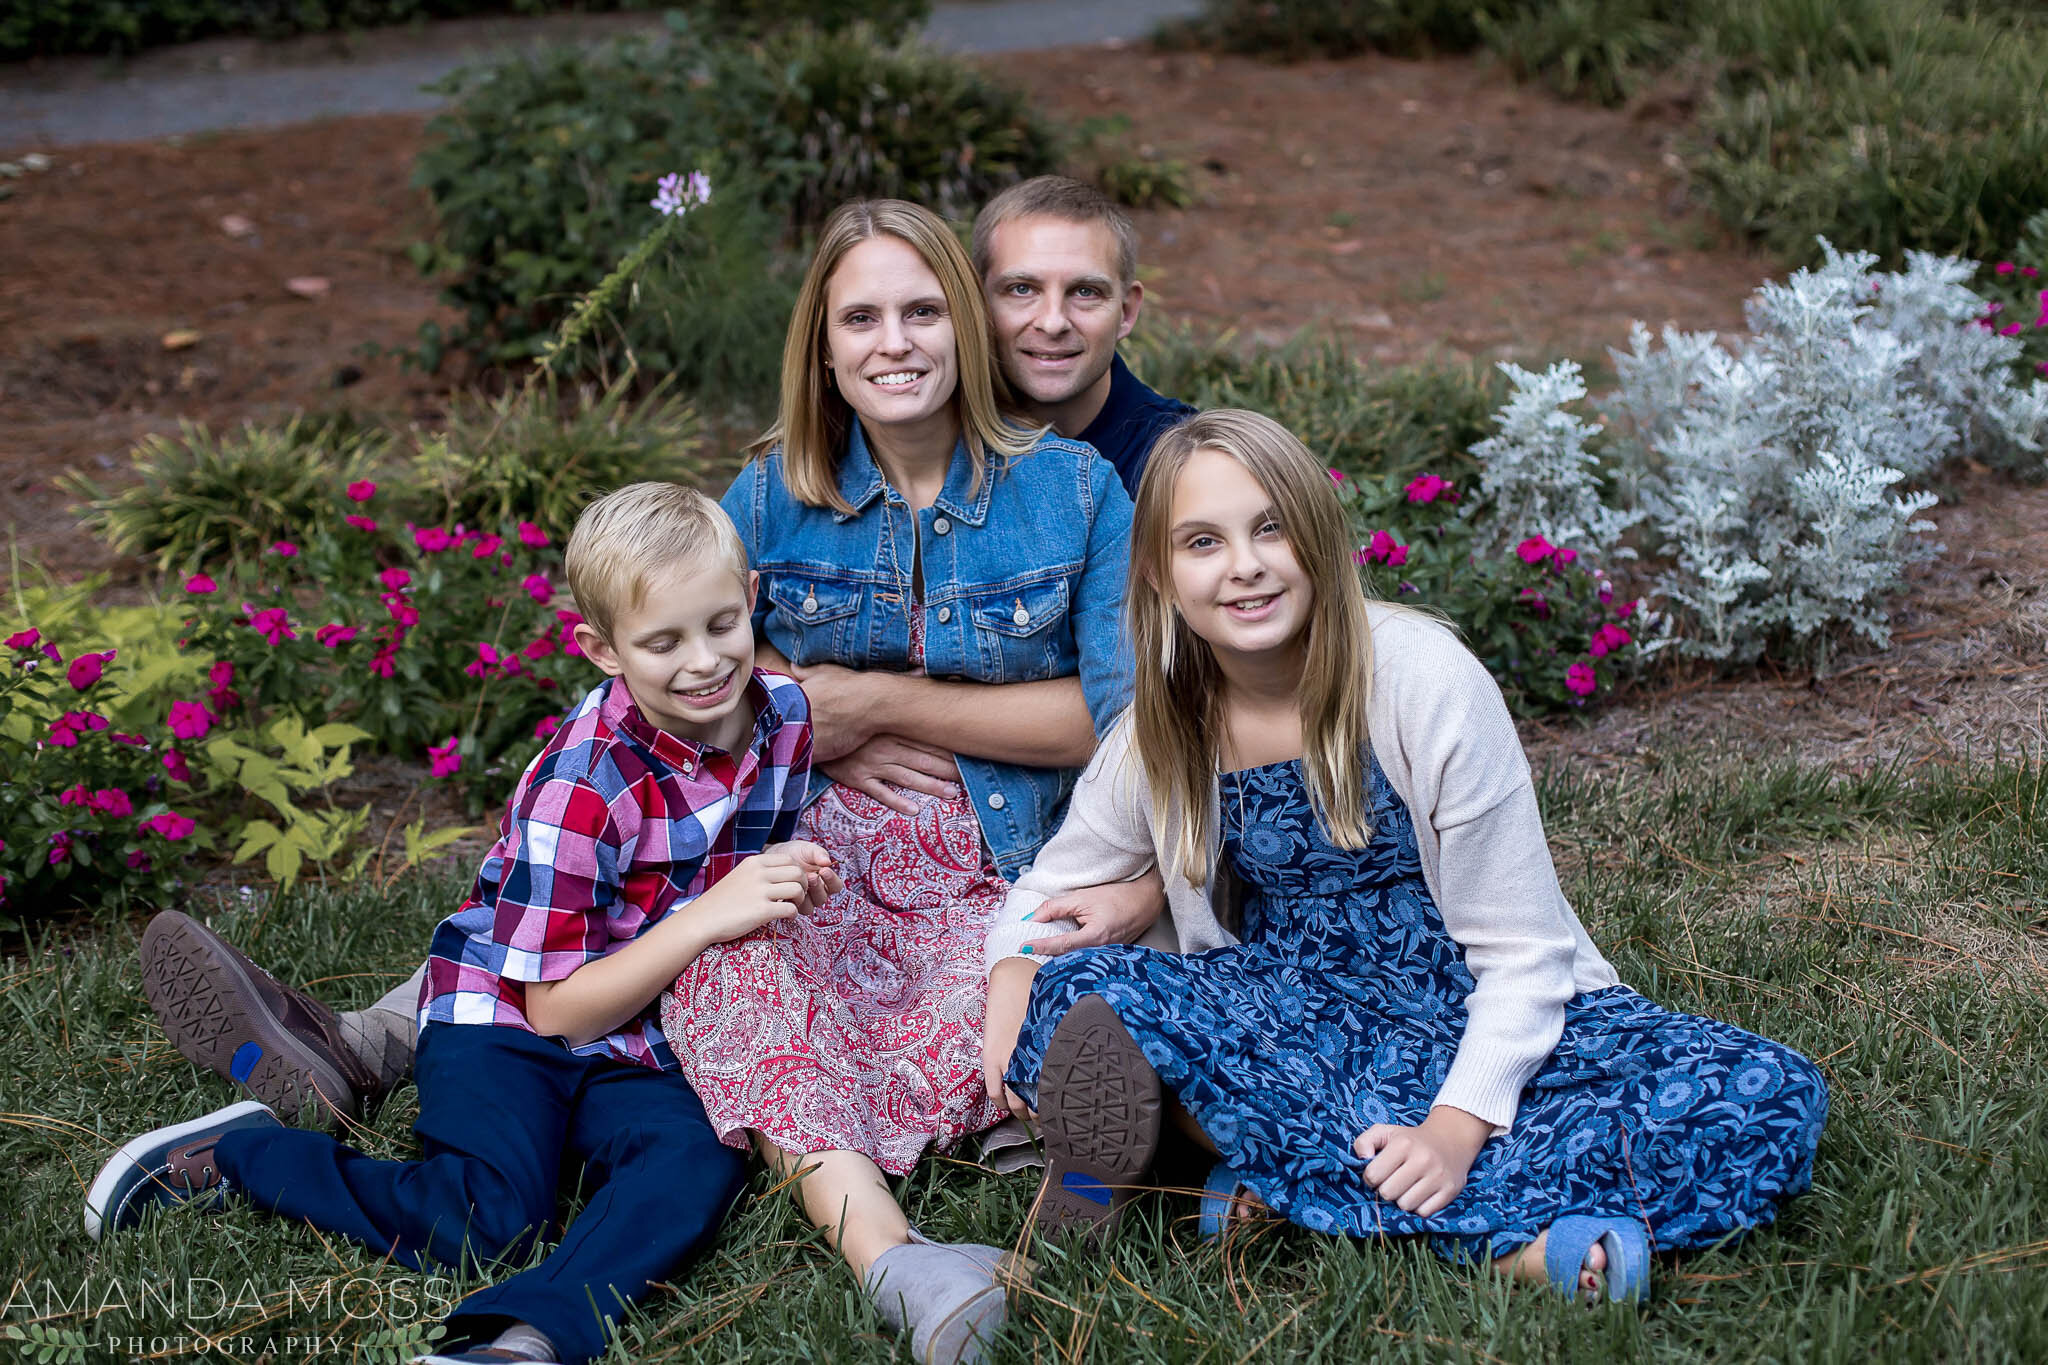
[802,593,818,616]
[936,605,952,624]
[986,792,1006,810]
[1012,605,1030,626]
[933,516,951,535]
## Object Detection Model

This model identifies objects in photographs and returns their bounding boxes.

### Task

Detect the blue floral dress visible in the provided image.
[1006,757,1827,1259]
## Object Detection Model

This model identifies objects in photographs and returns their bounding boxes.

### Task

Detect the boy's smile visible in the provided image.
[577,556,759,752]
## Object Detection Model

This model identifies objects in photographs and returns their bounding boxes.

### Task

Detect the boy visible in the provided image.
[88,484,837,1365]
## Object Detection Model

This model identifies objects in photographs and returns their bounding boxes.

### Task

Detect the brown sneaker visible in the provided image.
[140,910,384,1125]
[1031,993,1163,1242]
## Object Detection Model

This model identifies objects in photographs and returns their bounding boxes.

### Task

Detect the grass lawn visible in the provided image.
[6,748,2045,1363]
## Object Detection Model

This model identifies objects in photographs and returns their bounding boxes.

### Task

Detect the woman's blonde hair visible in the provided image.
[755,198,1039,512]
[1127,409,1378,889]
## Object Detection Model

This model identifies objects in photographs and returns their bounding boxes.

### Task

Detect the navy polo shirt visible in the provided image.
[1077,353,1197,498]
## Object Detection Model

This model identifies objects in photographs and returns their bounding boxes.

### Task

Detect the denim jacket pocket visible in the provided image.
[969,578,1070,683]
[764,574,864,666]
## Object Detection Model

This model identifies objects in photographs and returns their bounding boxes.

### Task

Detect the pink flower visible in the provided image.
[49,831,73,865]
[126,849,153,872]
[469,533,504,560]
[383,594,422,628]
[58,784,89,807]
[1589,623,1634,658]
[1516,535,1555,565]
[517,521,549,549]
[344,514,379,532]
[210,660,235,688]
[5,627,38,651]
[427,736,462,778]
[2036,291,2048,328]
[245,606,296,645]
[522,573,553,604]
[110,731,148,746]
[347,480,377,503]
[1518,587,1551,619]
[1996,261,2017,275]
[167,700,214,740]
[207,659,241,712]
[41,643,61,664]
[271,540,299,558]
[315,623,360,649]
[1327,468,1347,484]
[141,811,197,841]
[48,710,109,748]
[534,715,562,741]
[2001,323,2023,336]
[1565,662,1597,698]
[523,634,557,661]
[368,649,399,679]
[88,788,134,817]
[164,749,194,783]
[184,573,218,595]
[1553,546,1579,567]
[379,567,412,592]
[413,526,456,553]
[67,649,115,690]
[1615,599,1637,620]
[1404,473,1452,504]
[2024,266,2041,279]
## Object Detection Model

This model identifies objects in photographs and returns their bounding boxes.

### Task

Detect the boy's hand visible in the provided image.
[1354,1105,1492,1217]
[694,842,838,943]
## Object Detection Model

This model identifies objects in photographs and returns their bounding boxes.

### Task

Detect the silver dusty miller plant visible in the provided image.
[1471,239,2048,667]
[1468,359,1642,557]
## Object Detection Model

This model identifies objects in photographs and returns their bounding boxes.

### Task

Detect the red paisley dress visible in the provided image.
[660,618,1007,1173]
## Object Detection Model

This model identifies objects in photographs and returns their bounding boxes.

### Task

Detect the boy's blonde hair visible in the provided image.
[753,198,1042,513]
[564,483,749,641]
[1126,409,1378,890]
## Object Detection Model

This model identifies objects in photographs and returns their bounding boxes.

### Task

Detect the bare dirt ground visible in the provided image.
[1,42,2039,784]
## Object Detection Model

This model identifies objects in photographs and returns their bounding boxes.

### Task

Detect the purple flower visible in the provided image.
[652,169,712,217]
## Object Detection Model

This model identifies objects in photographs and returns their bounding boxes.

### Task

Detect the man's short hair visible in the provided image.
[564,482,749,641]
[971,175,1139,289]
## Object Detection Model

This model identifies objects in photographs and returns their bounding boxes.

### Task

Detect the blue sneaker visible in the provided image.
[85,1099,280,1240]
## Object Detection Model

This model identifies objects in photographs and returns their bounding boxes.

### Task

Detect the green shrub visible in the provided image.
[1073,115,1197,210]
[1977,209,2048,394]
[1478,0,1692,107]
[61,418,387,575]
[411,21,1060,400]
[1155,0,1512,60]
[1126,323,1502,481]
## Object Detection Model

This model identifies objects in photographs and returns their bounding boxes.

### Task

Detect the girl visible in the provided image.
[659,199,1134,1365]
[982,408,1827,1300]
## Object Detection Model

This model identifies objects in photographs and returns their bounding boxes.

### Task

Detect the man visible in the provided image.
[139,176,1186,1124]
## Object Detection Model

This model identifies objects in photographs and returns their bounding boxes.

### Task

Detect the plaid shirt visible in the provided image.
[420,669,811,1070]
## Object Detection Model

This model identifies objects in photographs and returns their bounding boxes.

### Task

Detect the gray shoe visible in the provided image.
[865,1234,1025,1365]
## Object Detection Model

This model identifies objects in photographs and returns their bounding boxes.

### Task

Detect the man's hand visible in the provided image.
[819,735,962,815]
[1354,1105,1492,1217]
[785,661,886,762]
[693,842,836,944]
[1025,869,1166,957]
[983,957,1041,1121]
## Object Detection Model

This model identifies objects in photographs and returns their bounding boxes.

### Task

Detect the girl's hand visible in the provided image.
[983,957,1041,1120]
[1354,1105,1492,1217]
[1028,869,1166,956]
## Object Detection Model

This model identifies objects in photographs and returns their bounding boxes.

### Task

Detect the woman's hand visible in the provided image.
[1354,1105,1492,1217]
[819,735,962,815]
[1026,870,1166,956]
[983,956,1041,1121]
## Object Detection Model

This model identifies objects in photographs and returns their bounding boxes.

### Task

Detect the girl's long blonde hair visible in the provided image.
[1128,409,1378,889]
[754,198,1040,512]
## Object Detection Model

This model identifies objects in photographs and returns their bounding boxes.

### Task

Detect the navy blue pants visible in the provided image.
[214,1023,746,1364]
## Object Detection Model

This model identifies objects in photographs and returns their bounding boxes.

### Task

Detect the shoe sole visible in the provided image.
[1032,994,1161,1243]
[919,1282,1006,1365]
[84,1099,276,1240]
[140,911,356,1126]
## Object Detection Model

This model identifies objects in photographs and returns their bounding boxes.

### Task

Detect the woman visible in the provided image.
[659,199,1134,1365]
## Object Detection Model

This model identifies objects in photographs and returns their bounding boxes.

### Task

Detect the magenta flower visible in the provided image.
[1516,535,1555,565]
[126,850,153,872]
[379,567,412,592]
[1996,261,2016,275]
[5,627,38,651]
[1327,468,1347,485]
[383,594,422,628]
[245,606,296,645]
[2001,323,2023,336]
[368,650,399,679]
[470,533,504,559]
[347,480,377,503]
[523,634,557,661]
[427,736,462,778]
[522,573,553,604]
[49,831,73,865]
[207,659,240,713]
[1565,662,1597,698]
[88,789,134,817]
[2036,290,2048,328]
[164,749,194,783]
[271,540,299,558]
[1615,599,1637,620]
[1553,546,1579,566]
[110,731,148,747]
[1404,473,1453,504]
[315,623,360,649]
[141,811,197,841]
[2025,266,2041,279]
[167,700,214,740]
[1589,623,1634,658]
[67,650,115,690]
[534,715,562,741]
[344,514,379,532]
[517,521,549,549]
[58,784,89,807]
[413,526,456,553]
[184,573,218,595]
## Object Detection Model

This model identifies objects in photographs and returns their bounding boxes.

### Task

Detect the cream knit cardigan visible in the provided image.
[983,605,1621,1132]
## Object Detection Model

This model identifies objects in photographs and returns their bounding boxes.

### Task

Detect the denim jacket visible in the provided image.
[720,421,1133,879]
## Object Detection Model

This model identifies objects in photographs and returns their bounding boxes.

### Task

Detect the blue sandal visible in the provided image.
[1197,1163,1268,1242]
[1541,1215,1651,1303]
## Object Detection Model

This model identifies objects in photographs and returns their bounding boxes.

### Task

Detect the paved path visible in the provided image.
[0,0,1202,152]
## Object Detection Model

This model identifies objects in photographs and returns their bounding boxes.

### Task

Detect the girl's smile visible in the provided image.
[1167,448,1314,672]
